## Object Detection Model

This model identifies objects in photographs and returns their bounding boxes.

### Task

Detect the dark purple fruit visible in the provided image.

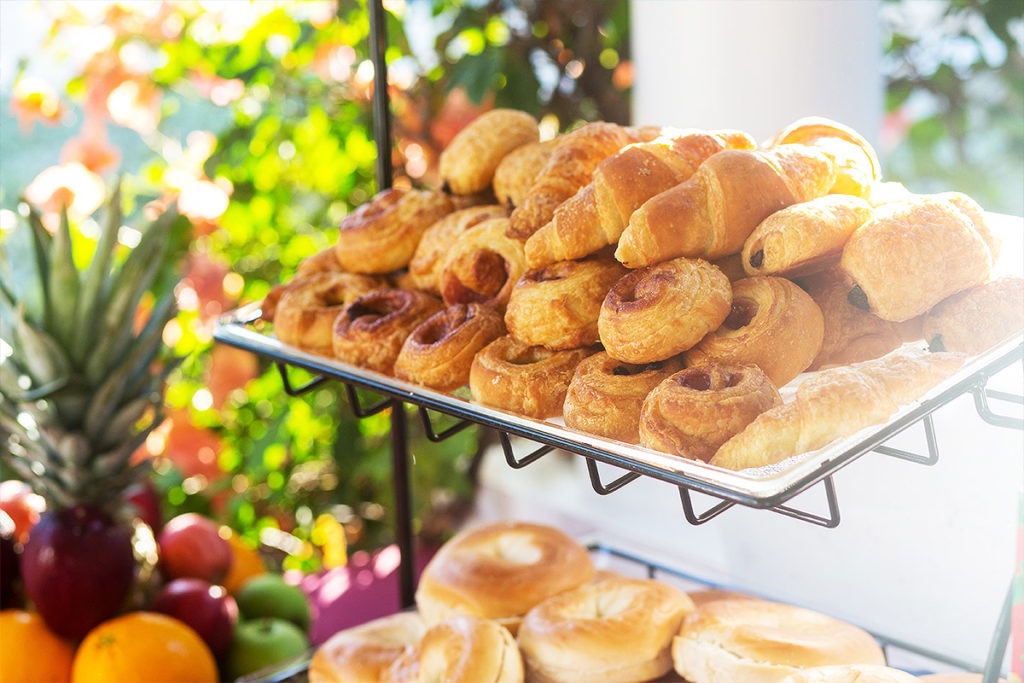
[150,578,239,659]
[20,505,136,640]
[0,510,22,608]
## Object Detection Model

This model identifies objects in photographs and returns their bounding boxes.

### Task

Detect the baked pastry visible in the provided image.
[335,188,454,274]
[438,217,527,310]
[778,665,919,683]
[508,122,649,240]
[415,521,593,634]
[710,347,966,470]
[493,139,558,212]
[439,108,539,195]
[308,612,426,683]
[672,599,886,683]
[639,364,781,462]
[469,336,594,418]
[504,257,628,350]
[271,272,387,354]
[840,193,996,322]
[685,589,760,608]
[563,352,684,444]
[393,303,506,391]
[296,245,346,277]
[742,194,874,278]
[767,116,882,198]
[709,252,749,282]
[331,289,445,373]
[517,577,695,683]
[525,128,756,267]
[798,268,911,370]
[616,145,835,268]
[598,257,732,363]
[384,616,523,683]
[407,205,507,293]
[683,276,825,387]
[922,276,1024,355]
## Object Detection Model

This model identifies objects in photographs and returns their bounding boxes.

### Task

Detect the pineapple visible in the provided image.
[0,187,184,638]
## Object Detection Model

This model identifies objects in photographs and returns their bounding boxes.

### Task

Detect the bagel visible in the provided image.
[271,272,387,354]
[308,612,426,683]
[384,616,523,683]
[415,521,593,635]
[332,289,445,373]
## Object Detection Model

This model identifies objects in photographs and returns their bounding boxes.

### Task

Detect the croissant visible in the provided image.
[767,116,881,198]
[840,193,996,322]
[709,347,965,470]
[616,145,835,268]
[507,122,650,241]
[439,109,539,195]
[525,129,756,268]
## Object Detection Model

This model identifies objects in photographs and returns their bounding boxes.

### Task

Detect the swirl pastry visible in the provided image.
[768,116,882,198]
[922,276,1024,355]
[517,577,695,683]
[599,257,732,364]
[415,521,593,634]
[438,218,527,310]
[504,257,628,350]
[439,108,539,195]
[408,205,508,294]
[563,352,684,444]
[684,276,825,387]
[296,245,346,277]
[308,612,426,683]
[393,304,506,391]
[469,336,593,418]
[639,364,781,462]
[335,188,454,274]
[493,139,558,212]
[271,272,387,355]
[332,289,445,373]
[385,616,523,683]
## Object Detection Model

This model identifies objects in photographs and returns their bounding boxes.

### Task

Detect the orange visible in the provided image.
[221,527,268,594]
[0,609,74,683]
[71,612,217,683]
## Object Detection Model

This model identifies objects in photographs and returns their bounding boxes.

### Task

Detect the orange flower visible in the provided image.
[60,117,121,173]
[107,77,161,135]
[206,345,260,411]
[313,43,357,83]
[10,77,66,132]
[191,70,244,107]
[23,162,106,223]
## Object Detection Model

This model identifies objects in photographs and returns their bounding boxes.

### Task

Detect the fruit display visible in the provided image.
[150,578,239,659]
[226,617,311,680]
[0,609,75,683]
[157,512,233,584]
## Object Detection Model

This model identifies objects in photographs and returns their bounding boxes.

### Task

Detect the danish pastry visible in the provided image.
[331,289,445,373]
[922,276,1024,355]
[335,188,454,274]
[639,364,781,462]
[384,616,523,683]
[308,612,426,683]
[562,352,684,444]
[407,205,507,294]
[504,257,628,350]
[599,257,732,364]
[683,276,825,387]
[296,245,346,277]
[439,108,539,195]
[393,303,506,391]
[493,139,558,212]
[271,272,387,354]
[438,217,527,310]
[767,116,882,198]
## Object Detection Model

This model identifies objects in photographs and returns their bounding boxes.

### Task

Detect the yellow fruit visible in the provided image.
[71,612,217,683]
[0,609,74,683]
[221,527,268,594]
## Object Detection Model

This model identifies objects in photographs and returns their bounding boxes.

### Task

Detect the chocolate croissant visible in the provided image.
[439,109,539,195]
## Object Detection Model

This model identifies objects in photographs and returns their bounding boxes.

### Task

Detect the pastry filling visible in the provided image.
[749,249,765,268]
[507,346,553,365]
[676,368,741,390]
[612,361,664,376]
[468,250,509,298]
[723,299,757,330]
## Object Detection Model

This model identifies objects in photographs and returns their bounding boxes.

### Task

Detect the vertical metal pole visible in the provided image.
[367,0,393,190]
[389,399,415,608]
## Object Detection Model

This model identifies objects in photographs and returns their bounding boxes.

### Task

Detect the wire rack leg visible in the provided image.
[417,406,473,442]
[343,383,391,418]
[497,431,552,468]
[972,383,1024,430]
[679,476,841,528]
[872,414,940,465]
[585,459,640,495]
[275,363,328,396]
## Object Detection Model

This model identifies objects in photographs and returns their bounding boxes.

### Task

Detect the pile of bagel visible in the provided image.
[262,110,1023,471]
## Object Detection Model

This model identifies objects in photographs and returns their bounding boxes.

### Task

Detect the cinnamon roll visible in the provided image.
[332,289,445,373]
[408,205,508,294]
[438,218,527,311]
[271,272,387,355]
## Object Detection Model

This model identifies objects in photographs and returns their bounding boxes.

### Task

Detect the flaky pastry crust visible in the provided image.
[331,289,445,373]
[922,276,1024,355]
[438,217,527,310]
[271,271,387,354]
[384,616,523,683]
[439,108,539,195]
[407,205,508,294]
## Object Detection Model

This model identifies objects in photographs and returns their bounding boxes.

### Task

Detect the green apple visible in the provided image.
[225,617,310,680]
[234,573,311,632]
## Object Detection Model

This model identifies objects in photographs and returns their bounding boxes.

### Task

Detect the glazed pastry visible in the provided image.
[563,352,684,444]
[525,128,756,267]
[639,364,781,462]
[922,276,1024,355]
[504,257,628,350]
[840,193,996,322]
[407,205,508,294]
[439,108,539,195]
[331,289,445,373]
[270,272,387,355]
[741,194,874,278]
[684,276,825,387]
[767,116,882,198]
[335,188,453,274]
[384,616,523,683]
[599,257,732,364]
[710,347,966,470]
[438,217,527,310]
[507,122,650,240]
[517,578,695,683]
[308,612,426,683]
[393,303,506,391]
[617,145,835,268]
[469,336,594,418]
[493,139,558,212]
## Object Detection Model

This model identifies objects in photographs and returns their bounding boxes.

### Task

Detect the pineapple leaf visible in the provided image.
[13,306,70,386]
[71,182,122,364]
[0,220,48,326]
[47,205,81,350]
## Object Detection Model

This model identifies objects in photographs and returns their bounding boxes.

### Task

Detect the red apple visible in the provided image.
[157,513,233,584]
[124,480,163,533]
[150,577,239,659]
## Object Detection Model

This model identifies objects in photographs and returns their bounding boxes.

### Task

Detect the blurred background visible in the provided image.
[0,0,1021,575]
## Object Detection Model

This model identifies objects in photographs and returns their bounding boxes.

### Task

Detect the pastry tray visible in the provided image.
[214,302,1024,523]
